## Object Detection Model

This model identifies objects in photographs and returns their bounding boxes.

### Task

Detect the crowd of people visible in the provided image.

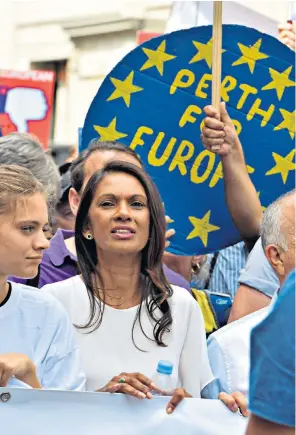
[0,22,295,435]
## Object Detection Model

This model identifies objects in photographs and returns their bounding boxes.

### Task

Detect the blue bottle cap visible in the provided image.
[156,360,173,375]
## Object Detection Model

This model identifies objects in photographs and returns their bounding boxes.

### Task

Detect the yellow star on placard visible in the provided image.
[232,38,269,73]
[107,71,143,107]
[162,203,174,224]
[257,192,266,212]
[274,109,296,139]
[265,150,296,184]
[262,66,296,100]
[140,40,176,76]
[247,165,255,174]
[186,211,220,247]
[189,38,225,68]
[93,117,128,142]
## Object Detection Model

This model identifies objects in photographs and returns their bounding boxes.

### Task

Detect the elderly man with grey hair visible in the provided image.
[260,189,295,283]
[229,189,295,321]
[207,189,295,398]
[0,133,60,221]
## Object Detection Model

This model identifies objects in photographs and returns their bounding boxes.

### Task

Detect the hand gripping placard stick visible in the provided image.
[211,1,223,151]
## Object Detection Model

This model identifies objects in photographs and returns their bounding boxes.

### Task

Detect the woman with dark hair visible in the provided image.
[43,161,247,414]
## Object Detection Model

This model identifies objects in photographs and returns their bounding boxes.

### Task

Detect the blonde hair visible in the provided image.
[0,165,45,215]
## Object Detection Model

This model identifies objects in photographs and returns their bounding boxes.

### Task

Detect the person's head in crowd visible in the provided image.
[69,140,142,216]
[75,160,171,344]
[0,164,85,391]
[52,162,75,232]
[65,145,79,164]
[260,189,295,285]
[0,165,50,280]
[0,133,60,229]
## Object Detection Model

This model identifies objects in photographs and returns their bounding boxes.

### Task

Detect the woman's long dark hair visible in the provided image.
[75,160,173,348]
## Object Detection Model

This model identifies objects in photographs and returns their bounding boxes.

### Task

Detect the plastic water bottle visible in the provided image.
[152,360,174,396]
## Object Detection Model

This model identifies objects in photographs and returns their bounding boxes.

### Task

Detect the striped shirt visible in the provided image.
[195,242,248,299]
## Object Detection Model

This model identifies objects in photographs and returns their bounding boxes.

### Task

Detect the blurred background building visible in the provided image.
[0,0,292,159]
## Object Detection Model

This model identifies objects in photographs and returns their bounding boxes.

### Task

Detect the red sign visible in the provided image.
[0,69,55,149]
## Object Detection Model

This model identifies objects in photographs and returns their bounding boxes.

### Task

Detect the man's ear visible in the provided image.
[68,187,80,217]
[265,244,285,279]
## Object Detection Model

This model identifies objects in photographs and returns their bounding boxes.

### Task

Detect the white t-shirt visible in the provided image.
[43,276,213,396]
[1,282,85,390]
[207,307,269,398]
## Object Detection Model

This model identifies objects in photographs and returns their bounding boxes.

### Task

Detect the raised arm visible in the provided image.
[201,103,262,247]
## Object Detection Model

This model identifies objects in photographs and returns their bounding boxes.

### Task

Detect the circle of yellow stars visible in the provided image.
[91,34,295,249]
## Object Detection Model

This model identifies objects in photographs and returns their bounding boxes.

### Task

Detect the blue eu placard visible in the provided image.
[82,25,295,255]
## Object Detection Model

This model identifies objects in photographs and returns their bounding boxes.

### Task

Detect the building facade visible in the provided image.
[0,0,290,148]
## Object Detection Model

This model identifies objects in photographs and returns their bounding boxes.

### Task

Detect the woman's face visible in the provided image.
[87,172,150,257]
[69,150,142,217]
[0,193,50,279]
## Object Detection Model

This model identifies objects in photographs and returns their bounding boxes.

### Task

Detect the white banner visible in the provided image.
[0,388,248,435]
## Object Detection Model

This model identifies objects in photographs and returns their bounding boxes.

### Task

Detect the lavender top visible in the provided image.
[10,229,190,291]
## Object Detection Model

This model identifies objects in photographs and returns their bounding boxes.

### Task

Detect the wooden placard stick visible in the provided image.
[212,1,223,150]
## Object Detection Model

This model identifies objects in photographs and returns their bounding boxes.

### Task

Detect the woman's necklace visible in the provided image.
[92,272,142,308]
[95,285,140,308]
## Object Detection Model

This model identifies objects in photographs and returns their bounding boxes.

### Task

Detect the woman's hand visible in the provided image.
[98,375,191,415]
[97,372,161,399]
[201,103,240,156]
[0,353,41,388]
[219,391,249,417]
[166,388,192,414]
[166,389,249,417]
